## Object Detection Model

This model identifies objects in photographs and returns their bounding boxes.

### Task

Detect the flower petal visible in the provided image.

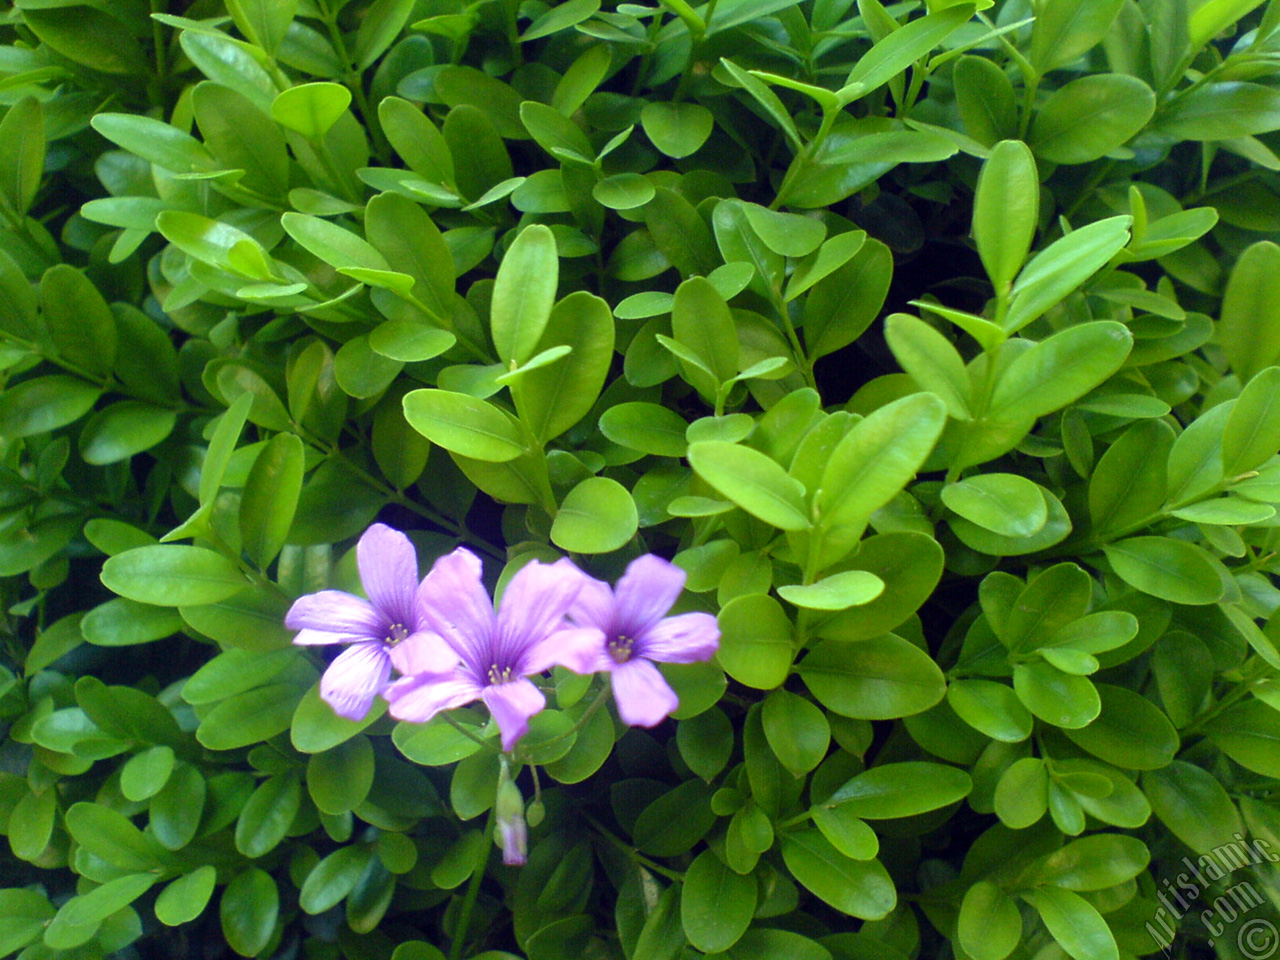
[496,558,585,669]
[357,523,420,627]
[614,555,687,637]
[566,575,616,634]
[416,548,495,671]
[286,590,383,637]
[482,679,546,752]
[637,612,720,664]
[524,627,610,676]
[388,630,459,676]
[320,641,392,720]
[383,670,481,724]
[292,628,368,647]
[610,658,679,727]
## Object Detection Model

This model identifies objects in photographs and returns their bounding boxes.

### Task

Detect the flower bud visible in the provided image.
[494,760,527,866]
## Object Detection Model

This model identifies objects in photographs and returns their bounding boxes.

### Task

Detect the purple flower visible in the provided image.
[286,524,455,720]
[383,548,603,752]
[562,554,719,728]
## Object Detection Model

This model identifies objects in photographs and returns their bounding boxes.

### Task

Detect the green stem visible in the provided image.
[449,811,493,960]
[584,812,685,882]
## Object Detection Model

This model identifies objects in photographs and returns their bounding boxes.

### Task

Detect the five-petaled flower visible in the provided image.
[381,547,605,751]
[284,523,456,720]
[561,554,720,727]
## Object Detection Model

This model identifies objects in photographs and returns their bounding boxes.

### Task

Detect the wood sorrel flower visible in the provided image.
[285,524,455,721]
[383,547,603,751]
[562,554,720,728]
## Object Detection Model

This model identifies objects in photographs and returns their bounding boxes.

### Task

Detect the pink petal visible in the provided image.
[496,558,585,666]
[286,590,383,636]
[614,555,686,637]
[320,642,392,720]
[566,575,617,634]
[482,679,546,752]
[524,627,610,676]
[416,548,495,670]
[638,612,720,664]
[388,630,459,676]
[357,523,420,627]
[383,670,481,724]
[611,659,679,727]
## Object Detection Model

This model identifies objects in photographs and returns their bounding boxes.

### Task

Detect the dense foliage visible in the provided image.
[3,0,1280,958]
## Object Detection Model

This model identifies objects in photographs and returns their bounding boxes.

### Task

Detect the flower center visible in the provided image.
[385,622,409,645]
[608,635,635,664]
[488,664,514,685]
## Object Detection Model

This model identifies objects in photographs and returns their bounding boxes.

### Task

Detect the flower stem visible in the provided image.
[449,811,493,960]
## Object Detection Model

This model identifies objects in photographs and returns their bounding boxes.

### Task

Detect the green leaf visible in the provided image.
[761,690,830,776]
[671,275,738,402]
[632,780,716,856]
[550,476,637,553]
[1224,366,1280,472]
[1028,0,1126,72]
[516,291,615,444]
[954,56,1017,146]
[522,0,600,39]
[1013,662,1101,729]
[803,237,894,360]
[987,322,1132,420]
[101,545,247,607]
[1205,701,1280,778]
[226,0,296,52]
[281,211,388,273]
[354,0,416,68]
[272,82,351,139]
[0,97,43,217]
[402,389,526,461]
[844,4,975,96]
[235,770,303,858]
[1062,683,1178,769]
[201,393,255,505]
[1088,419,1175,536]
[827,761,971,818]
[640,101,713,159]
[24,7,146,74]
[379,97,454,187]
[1030,834,1151,891]
[1005,220,1132,332]
[0,374,99,438]
[309,735,376,815]
[741,203,827,258]
[959,881,1022,960]
[239,433,304,570]
[885,313,972,419]
[90,113,217,173]
[300,845,375,914]
[1218,241,1280,381]
[155,866,217,927]
[716,593,794,690]
[1023,886,1118,960]
[1144,760,1242,850]
[800,634,946,719]
[780,830,896,919]
[44,874,156,950]
[79,402,177,465]
[816,532,944,642]
[1030,74,1156,164]
[198,683,306,750]
[594,173,655,210]
[645,186,719,278]
[681,850,756,952]
[816,392,947,534]
[600,402,688,457]
[220,868,279,958]
[1158,81,1280,140]
[121,745,175,801]
[778,571,884,609]
[942,474,1048,537]
[364,192,455,322]
[688,441,809,531]
[1103,536,1226,605]
[947,680,1033,742]
[490,224,559,367]
[972,140,1039,295]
